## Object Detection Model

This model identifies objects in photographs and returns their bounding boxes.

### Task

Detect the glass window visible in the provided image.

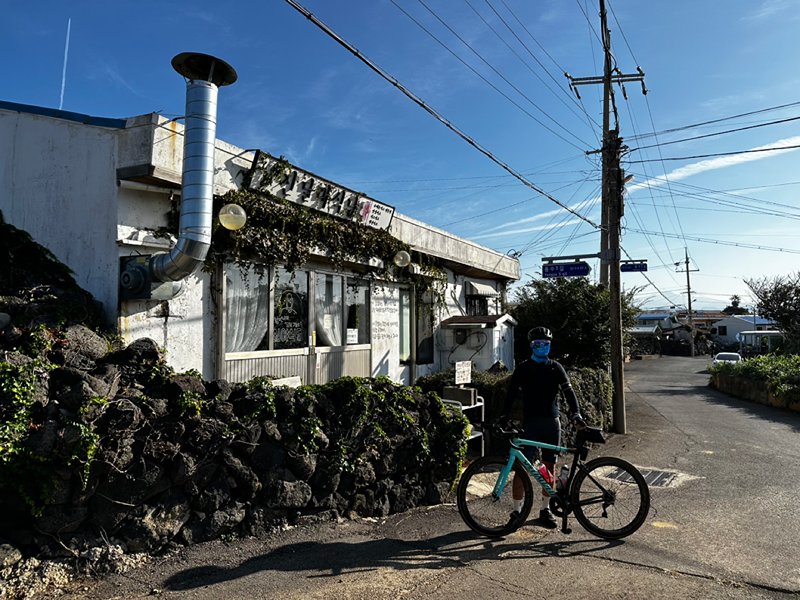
[314,273,343,346]
[418,295,434,365]
[274,268,309,350]
[346,278,371,345]
[466,296,488,316]
[718,326,727,336]
[399,289,411,362]
[225,264,270,353]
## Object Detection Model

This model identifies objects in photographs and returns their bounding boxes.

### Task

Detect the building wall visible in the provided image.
[711,316,769,344]
[0,110,120,323]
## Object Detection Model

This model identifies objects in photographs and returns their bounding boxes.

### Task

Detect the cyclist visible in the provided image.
[499,326,585,528]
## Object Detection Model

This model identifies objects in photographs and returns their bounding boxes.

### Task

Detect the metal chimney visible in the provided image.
[150,52,238,283]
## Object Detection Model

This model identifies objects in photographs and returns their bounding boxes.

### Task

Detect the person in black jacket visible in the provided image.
[500,326,585,528]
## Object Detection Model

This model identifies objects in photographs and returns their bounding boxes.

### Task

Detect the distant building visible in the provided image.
[710,315,776,345]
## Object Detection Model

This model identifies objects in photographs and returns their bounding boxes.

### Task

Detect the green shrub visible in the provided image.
[710,354,800,405]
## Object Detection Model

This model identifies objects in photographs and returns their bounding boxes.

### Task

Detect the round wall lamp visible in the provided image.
[393,250,411,268]
[219,203,247,230]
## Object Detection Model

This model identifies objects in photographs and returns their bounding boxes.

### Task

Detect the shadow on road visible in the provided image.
[161,530,623,591]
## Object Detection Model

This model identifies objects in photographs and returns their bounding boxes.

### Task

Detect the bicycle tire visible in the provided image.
[570,456,650,540]
[457,455,534,537]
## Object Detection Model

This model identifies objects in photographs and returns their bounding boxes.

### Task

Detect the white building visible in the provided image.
[0,61,518,387]
[710,315,777,346]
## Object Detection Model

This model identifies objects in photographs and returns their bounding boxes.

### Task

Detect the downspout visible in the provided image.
[150,53,238,284]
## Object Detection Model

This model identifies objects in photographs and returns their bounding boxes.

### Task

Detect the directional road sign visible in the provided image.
[542,262,591,278]
[621,262,648,272]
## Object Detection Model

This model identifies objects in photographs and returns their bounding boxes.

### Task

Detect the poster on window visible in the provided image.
[274,290,308,349]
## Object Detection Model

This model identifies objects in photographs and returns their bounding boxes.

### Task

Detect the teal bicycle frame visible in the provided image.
[494,438,573,499]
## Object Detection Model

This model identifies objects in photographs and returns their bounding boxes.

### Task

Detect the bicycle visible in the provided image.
[456,422,650,540]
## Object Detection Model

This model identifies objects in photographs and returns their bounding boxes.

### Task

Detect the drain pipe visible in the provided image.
[150,53,238,283]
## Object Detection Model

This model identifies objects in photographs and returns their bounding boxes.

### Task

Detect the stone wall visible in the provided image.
[713,373,800,412]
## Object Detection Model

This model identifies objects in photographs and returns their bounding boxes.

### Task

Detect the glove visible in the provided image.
[571,413,586,428]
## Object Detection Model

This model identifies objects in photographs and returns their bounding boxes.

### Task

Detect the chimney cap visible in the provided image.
[172,52,238,87]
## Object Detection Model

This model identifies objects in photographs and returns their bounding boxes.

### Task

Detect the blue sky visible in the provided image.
[4,0,800,312]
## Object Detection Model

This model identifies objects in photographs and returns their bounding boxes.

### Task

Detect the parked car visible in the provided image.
[711,352,742,368]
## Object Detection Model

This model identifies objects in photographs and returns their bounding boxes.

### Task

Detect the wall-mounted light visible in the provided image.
[219,203,247,230]
[393,250,411,268]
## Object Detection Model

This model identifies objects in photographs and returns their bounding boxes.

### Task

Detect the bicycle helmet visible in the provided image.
[527,327,553,342]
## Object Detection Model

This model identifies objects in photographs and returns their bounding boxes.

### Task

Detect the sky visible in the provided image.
[4,0,800,312]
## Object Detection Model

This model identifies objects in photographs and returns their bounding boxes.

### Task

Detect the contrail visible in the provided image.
[59,18,71,111]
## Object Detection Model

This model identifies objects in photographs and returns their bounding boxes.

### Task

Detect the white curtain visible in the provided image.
[226,265,271,353]
[315,274,342,346]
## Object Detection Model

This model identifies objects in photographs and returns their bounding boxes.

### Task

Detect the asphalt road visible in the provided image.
[70,356,800,599]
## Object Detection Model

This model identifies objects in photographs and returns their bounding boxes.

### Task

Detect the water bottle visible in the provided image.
[557,466,569,492]
[534,460,553,485]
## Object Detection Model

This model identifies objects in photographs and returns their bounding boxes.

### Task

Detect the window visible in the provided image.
[417,294,434,365]
[346,278,370,345]
[274,268,309,349]
[466,296,488,317]
[314,273,343,346]
[718,326,727,336]
[399,289,411,362]
[225,263,271,353]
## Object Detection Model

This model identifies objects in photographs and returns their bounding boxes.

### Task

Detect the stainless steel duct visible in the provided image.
[150,53,237,283]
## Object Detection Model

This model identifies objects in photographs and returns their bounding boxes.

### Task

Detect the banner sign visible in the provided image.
[249,151,395,230]
[455,361,472,385]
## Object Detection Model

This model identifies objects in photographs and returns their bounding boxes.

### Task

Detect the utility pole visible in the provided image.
[676,249,699,357]
[608,130,626,434]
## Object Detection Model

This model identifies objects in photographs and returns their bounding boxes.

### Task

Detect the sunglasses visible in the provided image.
[530,340,551,348]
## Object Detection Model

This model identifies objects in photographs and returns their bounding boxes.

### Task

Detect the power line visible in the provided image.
[629,115,800,152]
[282,0,601,229]
[629,143,800,163]
[628,100,800,141]
[392,0,591,150]
[624,227,800,254]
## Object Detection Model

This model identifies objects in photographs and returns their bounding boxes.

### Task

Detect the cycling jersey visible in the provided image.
[502,358,580,419]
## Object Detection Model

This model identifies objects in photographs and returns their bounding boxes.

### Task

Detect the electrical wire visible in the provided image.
[629,115,800,153]
[393,0,592,150]
[623,228,800,254]
[283,0,601,230]
[630,143,800,163]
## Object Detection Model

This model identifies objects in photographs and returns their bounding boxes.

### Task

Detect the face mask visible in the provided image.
[530,340,551,361]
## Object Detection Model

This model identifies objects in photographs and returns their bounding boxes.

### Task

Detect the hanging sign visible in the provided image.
[249,151,395,230]
[543,262,591,278]
[455,361,472,385]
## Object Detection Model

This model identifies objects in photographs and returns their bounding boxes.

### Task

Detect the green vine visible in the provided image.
[202,153,449,315]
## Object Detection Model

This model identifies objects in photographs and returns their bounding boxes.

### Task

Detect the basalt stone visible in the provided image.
[425,481,453,505]
[296,509,339,527]
[245,506,289,537]
[374,495,391,517]
[120,489,192,553]
[179,502,246,545]
[192,471,231,513]
[25,418,60,459]
[286,452,317,482]
[375,478,394,498]
[350,489,375,518]
[220,448,261,500]
[171,451,199,485]
[207,379,232,403]
[162,374,206,401]
[34,505,89,534]
[183,458,220,497]
[186,418,229,453]
[353,460,376,488]
[0,540,22,568]
[262,421,281,443]
[105,399,143,431]
[262,474,312,509]
[251,441,286,472]
[122,338,162,365]
[91,460,171,531]
[231,421,261,455]
[62,324,109,365]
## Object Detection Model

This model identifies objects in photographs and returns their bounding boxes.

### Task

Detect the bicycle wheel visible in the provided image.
[570,456,650,540]
[457,456,534,537]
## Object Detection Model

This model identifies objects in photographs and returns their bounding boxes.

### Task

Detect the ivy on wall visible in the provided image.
[204,153,449,316]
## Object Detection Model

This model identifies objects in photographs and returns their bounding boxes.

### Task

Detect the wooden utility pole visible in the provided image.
[599,0,612,287]
[676,249,699,357]
[608,130,626,434]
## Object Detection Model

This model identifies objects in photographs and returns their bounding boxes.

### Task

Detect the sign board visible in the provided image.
[455,361,472,385]
[249,151,395,230]
[542,262,591,278]
[346,328,359,345]
[621,262,648,272]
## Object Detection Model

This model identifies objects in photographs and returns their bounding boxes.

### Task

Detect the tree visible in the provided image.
[722,294,749,315]
[508,277,640,368]
[745,273,800,344]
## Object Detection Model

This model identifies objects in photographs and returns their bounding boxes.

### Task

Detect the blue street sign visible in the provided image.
[542,262,591,278]
[621,262,648,272]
